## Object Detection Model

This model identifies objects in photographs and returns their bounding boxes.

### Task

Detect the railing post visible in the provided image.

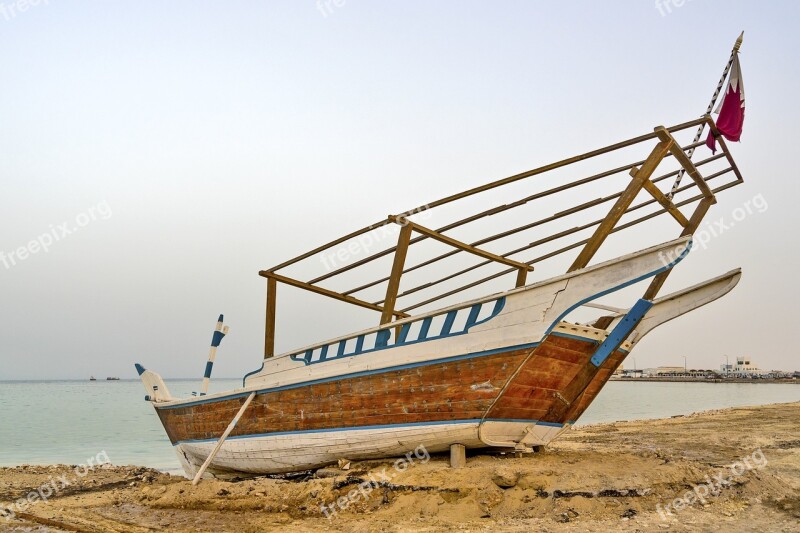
[264,276,277,358]
[381,222,413,325]
[515,267,528,288]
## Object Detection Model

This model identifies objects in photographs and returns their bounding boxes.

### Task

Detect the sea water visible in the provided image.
[1,380,798,473]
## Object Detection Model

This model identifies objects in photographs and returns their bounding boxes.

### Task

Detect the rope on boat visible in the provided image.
[667,32,743,200]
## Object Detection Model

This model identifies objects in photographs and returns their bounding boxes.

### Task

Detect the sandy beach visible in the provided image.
[1,402,797,532]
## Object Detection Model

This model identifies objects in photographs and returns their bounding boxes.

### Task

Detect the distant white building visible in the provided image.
[654,366,686,376]
[720,356,763,375]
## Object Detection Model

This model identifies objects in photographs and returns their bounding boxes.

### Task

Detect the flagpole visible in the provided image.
[667,31,743,199]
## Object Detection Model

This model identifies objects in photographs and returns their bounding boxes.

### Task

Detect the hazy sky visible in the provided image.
[1,1,798,380]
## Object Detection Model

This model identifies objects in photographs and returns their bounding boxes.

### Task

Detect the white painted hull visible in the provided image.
[174,420,570,477]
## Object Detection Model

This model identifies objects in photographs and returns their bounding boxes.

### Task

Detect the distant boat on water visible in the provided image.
[106,377,120,381]
[89,376,97,381]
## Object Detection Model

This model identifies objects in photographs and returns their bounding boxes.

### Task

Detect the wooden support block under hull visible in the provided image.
[450,443,466,468]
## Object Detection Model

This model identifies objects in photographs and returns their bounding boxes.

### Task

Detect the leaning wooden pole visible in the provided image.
[192,392,257,485]
[667,31,743,199]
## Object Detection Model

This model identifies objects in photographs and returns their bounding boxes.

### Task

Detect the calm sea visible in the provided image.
[2,380,798,474]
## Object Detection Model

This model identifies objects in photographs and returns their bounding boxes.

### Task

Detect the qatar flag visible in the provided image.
[707,55,745,153]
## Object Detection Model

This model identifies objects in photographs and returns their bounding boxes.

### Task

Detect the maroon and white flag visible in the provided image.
[707,54,745,153]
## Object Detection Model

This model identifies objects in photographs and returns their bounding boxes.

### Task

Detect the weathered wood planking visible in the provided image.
[157,333,627,445]
[158,348,529,444]
[484,335,626,423]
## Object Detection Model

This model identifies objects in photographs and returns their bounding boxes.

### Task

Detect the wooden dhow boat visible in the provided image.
[137,43,748,480]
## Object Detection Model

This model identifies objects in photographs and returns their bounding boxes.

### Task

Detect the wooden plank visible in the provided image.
[264,277,277,358]
[568,138,673,272]
[259,271,409,319]
[381,224,413,325]
[643,196,715,300]
[562,350,626,423]
[391,216,534,272]
[655,126,716,202]
[515,268,528,288]
[630,165,689,227]
[157,349,531,443]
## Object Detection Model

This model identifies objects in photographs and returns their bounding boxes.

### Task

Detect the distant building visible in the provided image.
[655,366,685,376]
[647,366,716,378]
[618,368,643,378]
[720,356,763,375]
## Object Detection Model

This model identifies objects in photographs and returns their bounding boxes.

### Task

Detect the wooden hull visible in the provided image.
[156,328,626,475]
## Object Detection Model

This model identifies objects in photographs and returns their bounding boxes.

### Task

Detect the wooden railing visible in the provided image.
[258,116,744,357]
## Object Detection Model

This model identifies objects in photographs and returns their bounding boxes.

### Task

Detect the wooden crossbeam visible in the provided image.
[259,271,409,319]
[630,165,689,227]
[568,137,673,272]
[655,127,716,202]
[389,216,534,273]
